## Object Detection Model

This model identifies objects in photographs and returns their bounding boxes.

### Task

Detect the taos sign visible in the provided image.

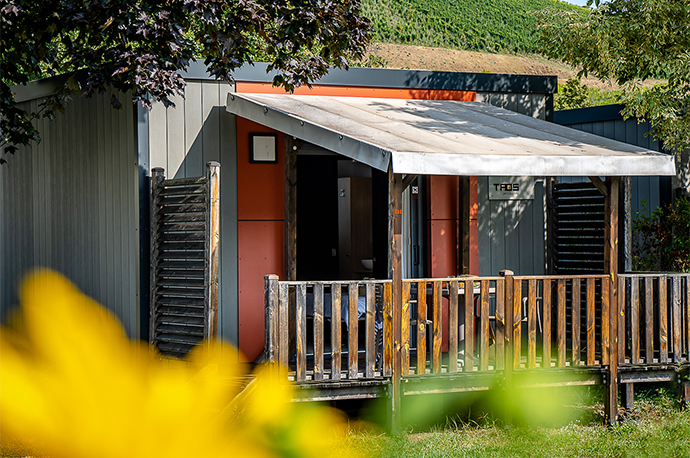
[488,176,535,200]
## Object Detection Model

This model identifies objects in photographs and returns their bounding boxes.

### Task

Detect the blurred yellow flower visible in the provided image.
[0,269,355,458]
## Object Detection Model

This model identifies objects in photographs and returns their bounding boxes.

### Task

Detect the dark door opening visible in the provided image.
[296,150,389,281]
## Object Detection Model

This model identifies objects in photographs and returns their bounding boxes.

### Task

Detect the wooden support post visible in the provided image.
[387,167,403,434]
[205,161,221,342]
[604,177,619,425]
[149,167,165,350]
[682,381,690,409]
[285,137,298,281]
[622,383,635,412]
[264,274,280,364]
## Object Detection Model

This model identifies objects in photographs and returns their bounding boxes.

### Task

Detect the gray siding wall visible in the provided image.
[476,92,548,120]
[1,89,140,337]
[146,80,239,348]
[475,92,549,275]
[477,178,546,276]
[559,118,663,218]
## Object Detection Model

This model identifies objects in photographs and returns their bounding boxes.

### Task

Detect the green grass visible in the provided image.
[362,0,586,54]
[345,387,690,458]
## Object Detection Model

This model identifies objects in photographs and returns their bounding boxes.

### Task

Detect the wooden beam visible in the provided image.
[149,167,165,351]
[588,176,609,197]
[402,174,418,191]
[205,161,221,342]
[604,176,619,425]
[285,137,298,281]
[387,167,403,434]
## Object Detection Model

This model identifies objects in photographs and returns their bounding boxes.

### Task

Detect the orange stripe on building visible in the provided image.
[236,82,475,101]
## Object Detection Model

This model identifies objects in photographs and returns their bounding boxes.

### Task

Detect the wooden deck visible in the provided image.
[265,272,690,420]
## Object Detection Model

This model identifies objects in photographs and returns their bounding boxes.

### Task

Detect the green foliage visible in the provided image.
[361,0,585,54]
[555,77,624,110]
[555,78,589,110]
[0,0,370,164]
[633,198,690,273]
[536,0,690,154]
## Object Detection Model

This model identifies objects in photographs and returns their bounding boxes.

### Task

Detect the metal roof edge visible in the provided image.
[223,63,557,94]
[391,151,676,177]
[225,93,391,172]
[554,104,626,125]
[13,61,557,103]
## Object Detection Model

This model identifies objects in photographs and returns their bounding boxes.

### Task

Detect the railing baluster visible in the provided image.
[659,275,668,363]
[279,283,289,371]
[645,277,654,364]
[401,282,411,375]
[313,283,325,381]
[433,281,443,373]
[631,277,640,364]
[348,282,359,379]
[602,277,610,365]
[417,281,427,375]
[586,278,595,366]
[448,279,459,373]
[495,278,505,371]
[671,276,682,363]
[331,283,342,380]
[557,279,566,367]
[572,278,581,366]
[465,280,475,372]
[365,282,376,378]
[542,279,552,368]
[383,282,392,377]
[617,276,626,365]
[685,276,690,362]
[296,283,307,381]
[480,280,490,371]
[527,279,537,369]
[513,279,522,369]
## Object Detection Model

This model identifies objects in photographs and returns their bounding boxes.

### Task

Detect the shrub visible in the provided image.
[632,198,690,272]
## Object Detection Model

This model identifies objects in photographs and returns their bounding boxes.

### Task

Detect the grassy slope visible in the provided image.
[361,0,584,54]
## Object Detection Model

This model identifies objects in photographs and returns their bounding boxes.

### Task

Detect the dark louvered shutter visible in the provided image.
[149,162,220,358]
[547,180,605,274]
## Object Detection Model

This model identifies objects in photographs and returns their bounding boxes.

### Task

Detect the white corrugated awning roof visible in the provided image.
[225,93,675,176]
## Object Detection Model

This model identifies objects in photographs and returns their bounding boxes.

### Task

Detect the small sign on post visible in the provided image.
[488,176,535,200]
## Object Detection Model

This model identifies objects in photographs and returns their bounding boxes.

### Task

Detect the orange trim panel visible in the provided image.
[236,82,475,101]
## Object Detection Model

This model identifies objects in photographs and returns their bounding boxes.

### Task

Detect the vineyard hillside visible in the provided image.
[361,0,585,54]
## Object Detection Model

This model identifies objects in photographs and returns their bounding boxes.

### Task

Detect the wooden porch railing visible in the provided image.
[264,272,626,380]
[264,271,689,423]
[618,273,690,365]
[264,277,386,382]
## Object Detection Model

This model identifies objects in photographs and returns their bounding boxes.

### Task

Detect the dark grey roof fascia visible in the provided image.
[184,61,558,94]
[13,60,557,103]
[554,104,626,125]
[12,73,72,103]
